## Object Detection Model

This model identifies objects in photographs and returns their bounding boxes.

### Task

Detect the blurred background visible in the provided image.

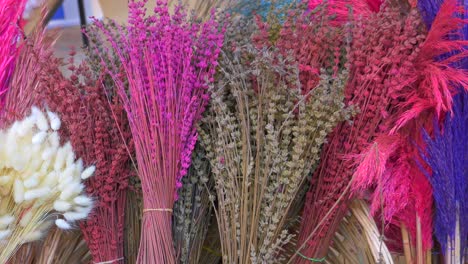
[23,0,144,59]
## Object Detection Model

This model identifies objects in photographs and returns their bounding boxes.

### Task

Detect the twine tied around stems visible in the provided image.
[143,208,173,214]
[297,251,326,262]
[94,257,124,264]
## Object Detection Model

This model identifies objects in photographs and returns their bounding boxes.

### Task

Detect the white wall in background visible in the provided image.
[48,0,103,28]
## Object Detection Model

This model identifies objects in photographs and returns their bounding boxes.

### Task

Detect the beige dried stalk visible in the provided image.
[7,244,35,264]
[35,228,90,264]
[199,42,353,263]
[326,200,394,264]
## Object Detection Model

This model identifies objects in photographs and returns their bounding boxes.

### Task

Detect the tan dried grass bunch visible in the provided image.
[327,200,393,264]
[199,41,354,262]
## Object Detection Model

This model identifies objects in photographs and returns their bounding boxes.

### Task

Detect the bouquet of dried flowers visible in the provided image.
[0,106,95,262]
[173,143,214,264]
[90,1,224,263]
[199,11,354,261]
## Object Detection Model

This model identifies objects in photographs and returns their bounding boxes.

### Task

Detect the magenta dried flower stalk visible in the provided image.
[91,1,224,263]
[0,0,26,113]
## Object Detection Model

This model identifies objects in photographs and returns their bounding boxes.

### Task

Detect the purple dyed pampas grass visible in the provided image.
[93,1,223,263]
[421,91,467,262]
[0,0,26,112]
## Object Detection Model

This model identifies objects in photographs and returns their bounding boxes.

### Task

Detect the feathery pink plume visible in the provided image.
[392,0,468,133]
[351,134,400,192]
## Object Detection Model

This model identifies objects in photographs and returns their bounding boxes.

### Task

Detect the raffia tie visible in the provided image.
[143,208,173,214]
[94,257,124,264]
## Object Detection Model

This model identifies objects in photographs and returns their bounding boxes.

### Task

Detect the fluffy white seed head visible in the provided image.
[32,131,48,145]
[32,106,49,131]
[80,166,96,180]
[73,196,92,206]
[42,147,55,161]
[13,179,25,203]
[0,107,94,237]
[66,151,75,168]
[55,219,72,230]
[0,176,11,185]
[76,158,83,172]
[24,187,51,201]
[47,111,61,131]
[24,176,39,189]
[0,229,12,240]
[22,230,43,242]
[48,132,60,148]
[53,201,71,212]
[64,211,88,222]
[54,147,66,171]
[0,215,15,228]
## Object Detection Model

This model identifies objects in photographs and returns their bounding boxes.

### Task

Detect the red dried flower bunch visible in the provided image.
[30,40,134,263]
[295,0,468,262]
[67,59,134,264]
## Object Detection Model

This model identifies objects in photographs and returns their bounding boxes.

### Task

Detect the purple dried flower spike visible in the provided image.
[421,90,467,261]
[91,0,223,263]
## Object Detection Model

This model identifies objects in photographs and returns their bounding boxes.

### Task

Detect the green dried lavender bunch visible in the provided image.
[173,143,214,264]
[199,43,354,263]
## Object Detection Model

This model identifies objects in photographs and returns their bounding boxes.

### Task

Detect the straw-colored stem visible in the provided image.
[401,223,412,264]
[425,250,431,264]
[446,236,452,264]
[454,211,460,264]
[416,216,423,264]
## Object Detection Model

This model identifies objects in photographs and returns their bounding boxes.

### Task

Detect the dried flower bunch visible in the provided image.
[421,91,467,263]
[34,228,91,264]
[90,0,224,263]
[297,0,468,262]
[173,143,213,264]
[199,18,354,260]
[326,200,393,264]
[34,44,134,264]
[0,107,94,262]
[296,4,428,260]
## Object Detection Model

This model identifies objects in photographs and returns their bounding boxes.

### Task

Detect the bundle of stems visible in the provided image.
[7,244,35,264]
[294,1,462,260]
[90,1,224,263]
[421,91,467,263]
[34,47,134,264]
[0,106,96,262]
[0,17,94,262]
[35,228,91,264]
[199,16,355,260]
[326,200,393,264]
[173,143,214,263]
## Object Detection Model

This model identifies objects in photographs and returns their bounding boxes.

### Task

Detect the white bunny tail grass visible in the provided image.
[0,107,94,262]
